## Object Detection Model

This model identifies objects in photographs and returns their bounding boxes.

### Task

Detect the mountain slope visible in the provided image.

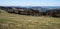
[0,10,60,29]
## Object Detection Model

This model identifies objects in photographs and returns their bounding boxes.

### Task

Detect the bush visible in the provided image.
[0,11,1,13]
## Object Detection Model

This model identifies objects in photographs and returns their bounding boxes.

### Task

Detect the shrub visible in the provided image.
[0,11,1,13]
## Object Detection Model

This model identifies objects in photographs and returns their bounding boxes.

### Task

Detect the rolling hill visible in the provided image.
[0,10,60,29]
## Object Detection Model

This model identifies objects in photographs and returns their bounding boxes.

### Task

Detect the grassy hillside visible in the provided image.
[0,10,60,29]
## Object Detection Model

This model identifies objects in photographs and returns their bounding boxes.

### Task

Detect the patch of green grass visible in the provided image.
[0,10,60,29]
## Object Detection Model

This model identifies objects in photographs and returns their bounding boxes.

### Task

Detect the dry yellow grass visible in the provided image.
[0,10,60,29]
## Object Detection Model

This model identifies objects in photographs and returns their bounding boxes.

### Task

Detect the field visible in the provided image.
[0,10,60,29]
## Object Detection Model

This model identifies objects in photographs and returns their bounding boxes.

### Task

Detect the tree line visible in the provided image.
[0,6,60,17]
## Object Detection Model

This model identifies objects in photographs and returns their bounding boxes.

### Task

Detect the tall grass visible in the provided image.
[0,10,60,29]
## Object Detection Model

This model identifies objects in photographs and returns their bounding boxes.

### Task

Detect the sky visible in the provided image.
[0,0,60,6]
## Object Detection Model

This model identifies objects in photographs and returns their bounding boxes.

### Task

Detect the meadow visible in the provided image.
[0,10,60,29]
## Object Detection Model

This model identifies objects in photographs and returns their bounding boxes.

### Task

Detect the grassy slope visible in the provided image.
[0,10,60,29]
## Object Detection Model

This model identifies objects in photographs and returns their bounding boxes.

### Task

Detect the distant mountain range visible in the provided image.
[0,6,60,12]
[1,6,60,8]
